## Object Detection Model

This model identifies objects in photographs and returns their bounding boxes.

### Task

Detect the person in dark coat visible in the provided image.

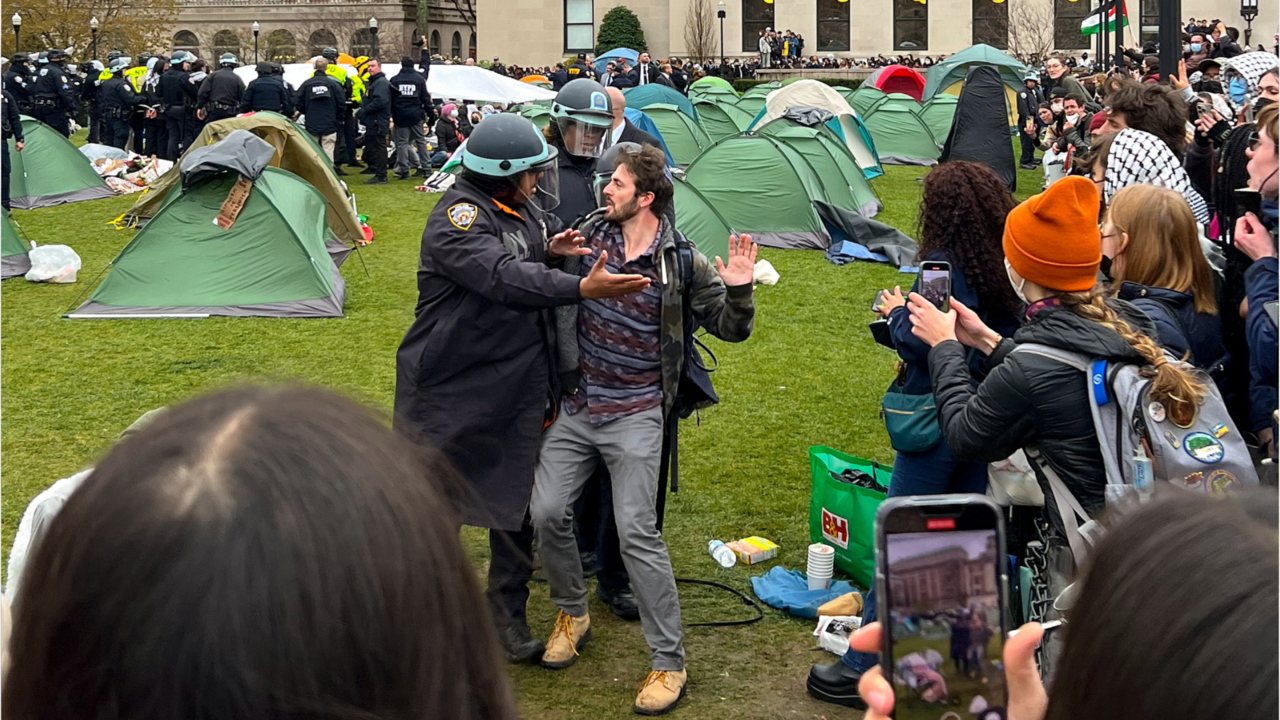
[3,77,25,211]
[432,102,463,166]
[628,52,666,87]
[159,52,198,161]
[30,49,76,137]
[670,59,689,94]
[356,58,391,184]
[100,57,142,150]
[390,56,434,179]
[392,113,649,665]
[197,54,245,124]
[294,59,345,167]
[240,62,293,115]
[142,57,169,158]
[1017,73,1042,169]
[604,86,662,151]
[5,54,33,115]
[80,60,104,144]
[565,52,595,82]
[550,63,569,90]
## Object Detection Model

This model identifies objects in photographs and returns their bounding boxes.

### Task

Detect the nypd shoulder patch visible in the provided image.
[448,203,478,230]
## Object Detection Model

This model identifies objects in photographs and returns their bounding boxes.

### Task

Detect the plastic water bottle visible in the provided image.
[708,540,737,568]
[1133,445,1153,502]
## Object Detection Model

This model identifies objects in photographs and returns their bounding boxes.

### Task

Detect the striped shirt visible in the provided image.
[565,220,664,425]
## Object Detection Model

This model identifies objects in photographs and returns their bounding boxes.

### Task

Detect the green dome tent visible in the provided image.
[2,212,31,280]
[673,177,732,260]
[833,85,859,104]
[742,81,781,99]
[747,79,883,179]
[639,104,711,165]
[850,86,889,117]
[755,117,881,218]
[687,76,739,103]
[72,132,346,319]
[861,95,940,165]
[692,99,755,142]
[624,84,698,122]
[735,94,767,120]
[5,116,115,209]
[922,43,1028,99]
[920,95,959,144]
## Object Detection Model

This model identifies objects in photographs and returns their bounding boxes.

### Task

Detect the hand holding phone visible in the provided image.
[919,261,952,312]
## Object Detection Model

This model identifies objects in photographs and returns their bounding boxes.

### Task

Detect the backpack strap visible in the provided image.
[1025,445,1106,567]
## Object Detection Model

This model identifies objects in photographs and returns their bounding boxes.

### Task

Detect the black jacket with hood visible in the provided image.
[927,300,1157,521]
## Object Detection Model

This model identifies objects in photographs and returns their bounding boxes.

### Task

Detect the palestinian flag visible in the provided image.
[1081,0,1129,35]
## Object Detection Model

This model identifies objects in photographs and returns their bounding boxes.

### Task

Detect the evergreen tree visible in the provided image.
[594,6,647,56]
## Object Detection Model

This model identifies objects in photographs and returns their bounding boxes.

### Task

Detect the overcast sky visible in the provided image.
[887,529,992,564]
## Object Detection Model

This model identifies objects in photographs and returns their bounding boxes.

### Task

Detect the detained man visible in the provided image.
[529,145,756,715]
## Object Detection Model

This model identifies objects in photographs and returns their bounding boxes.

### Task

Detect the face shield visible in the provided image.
[519,156,560,212]
[592,170,611,208]
[555,115,611,158]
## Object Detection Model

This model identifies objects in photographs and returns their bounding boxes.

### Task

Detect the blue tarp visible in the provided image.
[624,84,699,122]
[750,567,861,619]
[594,48,638,75]
[624,107,676,166]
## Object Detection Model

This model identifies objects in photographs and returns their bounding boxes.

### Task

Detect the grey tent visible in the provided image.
[940,66,1017,192]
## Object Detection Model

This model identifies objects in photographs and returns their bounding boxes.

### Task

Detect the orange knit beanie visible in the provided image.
[1002,176,1102,292]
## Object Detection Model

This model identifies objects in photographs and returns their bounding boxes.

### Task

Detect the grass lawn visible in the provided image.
[1,132,1043,719]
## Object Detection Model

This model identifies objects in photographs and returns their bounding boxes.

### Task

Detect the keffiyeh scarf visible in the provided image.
[1221,52,1280,94]
[1104,128,1211,224]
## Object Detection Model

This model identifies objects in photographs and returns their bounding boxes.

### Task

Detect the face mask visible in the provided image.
[1190,43,1203,52]
[1228,77,1248,103]
[1066,113,1080,124]
[1004,258,1029,305]
[1253,96,1276,113]
[450,110,458,118]
[1099,254,1114,281]
[1051,102,1064,113]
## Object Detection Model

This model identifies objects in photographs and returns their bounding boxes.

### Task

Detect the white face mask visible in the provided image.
[1051,102,1064,113]
[1066,113,1080,124]
[1005,258,1029,305]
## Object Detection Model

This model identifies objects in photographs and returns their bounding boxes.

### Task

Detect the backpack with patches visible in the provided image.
[1013,343,1258,563]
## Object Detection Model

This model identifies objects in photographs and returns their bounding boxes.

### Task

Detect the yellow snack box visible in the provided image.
[727,536,779,565]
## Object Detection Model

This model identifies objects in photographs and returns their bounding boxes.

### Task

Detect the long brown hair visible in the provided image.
[1105,184,1218,314]
[1059,288,1208,424]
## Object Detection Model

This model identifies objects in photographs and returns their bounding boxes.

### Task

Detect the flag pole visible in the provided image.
[1157,0,1181,78]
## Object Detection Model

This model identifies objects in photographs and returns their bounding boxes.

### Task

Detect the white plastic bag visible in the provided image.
[753,259,780,285]
[988,450,1045,507]
[25,244,82,284]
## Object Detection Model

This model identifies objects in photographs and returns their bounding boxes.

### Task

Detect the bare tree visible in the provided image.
[1007,0,1056,63]
[683,0,717,63]
[452,0,476,35]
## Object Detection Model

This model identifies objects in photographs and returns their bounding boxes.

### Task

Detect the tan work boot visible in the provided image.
[633,669,688,715]
[540,610,591,669]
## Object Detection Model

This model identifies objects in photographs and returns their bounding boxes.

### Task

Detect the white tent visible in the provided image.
[234,62,360,91]
[235,62,556,105]
[748,79,882,178]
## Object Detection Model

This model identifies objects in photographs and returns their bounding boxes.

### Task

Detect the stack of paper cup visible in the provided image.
[807,543,835,590]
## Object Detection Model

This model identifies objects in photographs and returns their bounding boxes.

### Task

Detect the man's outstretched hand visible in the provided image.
[580,250,651,299]
[715,233,757,287]
[548,228,589,258]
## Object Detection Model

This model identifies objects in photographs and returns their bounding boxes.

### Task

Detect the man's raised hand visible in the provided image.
[715,233,758,287]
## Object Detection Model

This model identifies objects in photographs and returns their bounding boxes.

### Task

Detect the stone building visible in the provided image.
[887,535,998,614]
[477,0,1276,67]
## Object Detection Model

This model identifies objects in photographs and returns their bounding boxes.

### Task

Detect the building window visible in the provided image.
[1054,0,1090,50]
[817,0,850,52]
[469,33,476,59]
[742,0,774,52]
[173,30,199,56]
[972,0,1008,48]
[264,29,297,63]
[893,0,927,50]
[1139,0,1158,44]
[350,28,373,57]
[429,30,440,56]
[565,0,593,53]
[212,29,241,59]
[308,29,337,57]
[451,31,462,58]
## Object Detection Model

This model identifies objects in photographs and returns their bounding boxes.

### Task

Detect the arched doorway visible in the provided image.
[308,29,337,58]
[172,30,199,56]
[450,31,461,59]
[264,29,297,63]
[211,29,241,60]
[350,28,373,58]
[429,30,440,56]
[468,33,476,59]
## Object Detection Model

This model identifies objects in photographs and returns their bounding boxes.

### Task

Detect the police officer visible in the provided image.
[566,52,596,82]
[124,53,151,153]
[357,57,391,185]
[197,53,244,124]
[241,61,293,115]
[545,79,615,228]
[3,57,26,211]
[80,60,104,143]
[295,58,345,170]
[31,48,76,137]
[158,52,197,160]
[319,47,359,168]
[393,113,649,664]
[4,54,33,114]
[101,55,140,149]
[141,56,168,157]
[390,56,434,180]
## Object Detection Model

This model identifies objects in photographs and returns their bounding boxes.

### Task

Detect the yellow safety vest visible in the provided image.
[124,65,147,92]
[97,68,111,82]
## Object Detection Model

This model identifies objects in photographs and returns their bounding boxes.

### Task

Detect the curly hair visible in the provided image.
[917,161,1021,313]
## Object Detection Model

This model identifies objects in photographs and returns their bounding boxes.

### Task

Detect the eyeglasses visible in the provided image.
[1247,130,1261,151]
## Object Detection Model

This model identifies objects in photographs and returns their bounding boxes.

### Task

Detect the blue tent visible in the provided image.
[594,48,638,75]
[624,83,698,122]
[624,107,675,166]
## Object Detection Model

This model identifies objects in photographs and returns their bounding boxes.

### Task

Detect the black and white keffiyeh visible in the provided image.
[1104,128,1211,224]
[1221,51,1279,94]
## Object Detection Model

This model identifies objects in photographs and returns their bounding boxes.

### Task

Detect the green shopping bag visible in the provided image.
[808,446,891,590]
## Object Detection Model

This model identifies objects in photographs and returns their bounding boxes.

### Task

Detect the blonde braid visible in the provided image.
[1060,289,1207,423]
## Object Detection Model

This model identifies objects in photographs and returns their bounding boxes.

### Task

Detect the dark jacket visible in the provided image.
[32,63,76,111]
[887,253,1020,396]
[927,300,1157,520]
[1245,257,1278,434]
[550,68,569,90]
[197,67,245,112]
[434,115,462,154]
[393,177,583,531]
[159,67,198,115]
[1059,110,1093,154]
[100,74,141,117]
[390,66,433,126]
[628,62,671,87]
[1117,281,1231,376]
[549,140,599,229]
[671,67,689,94]
[2,88,23,140]
[565,60,595,82]
[240,74,293,115]
[618,119,662,150]
[295,72,344,135]
[358,71,392,135]
[604,72,634,88]
[4,69,31,108]
[1210,37,1243,59]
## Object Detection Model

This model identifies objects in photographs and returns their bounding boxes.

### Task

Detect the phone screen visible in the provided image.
[920,267,951,311]
[884,528,1005,720]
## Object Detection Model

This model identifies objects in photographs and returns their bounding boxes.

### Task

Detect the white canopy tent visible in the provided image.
[234,62,556,105]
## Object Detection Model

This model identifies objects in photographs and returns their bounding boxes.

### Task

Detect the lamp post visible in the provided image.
[11,13,20,54]
[1240,0,1258,47]
[252,21,260,62]
[717,1,726,67]
[90,16,98,60]
[368,17,379,59]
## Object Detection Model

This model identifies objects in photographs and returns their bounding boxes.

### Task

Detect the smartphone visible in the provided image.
[1235,188,1264,221]
[919,261,951,312]
[871,290,886,313]
[876,495,1010,720]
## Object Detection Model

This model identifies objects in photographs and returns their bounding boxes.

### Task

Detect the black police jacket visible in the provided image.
[389,68,431,126]
[566,61,595,81]
[197,67,244,112]
[392,176,582,531]
[241,75,293,115]
[33,63,76,111]
[549,142,599,229]
[2,89,23,140]
[159,68,198,114]
[358,71,391,135]
[100,75,141,115]
[4,69,31,106]
[296,72,344,135]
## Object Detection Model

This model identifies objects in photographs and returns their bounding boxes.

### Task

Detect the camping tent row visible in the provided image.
[5,116,115,209]
[856,92,942,165]
[922,43,1026,126]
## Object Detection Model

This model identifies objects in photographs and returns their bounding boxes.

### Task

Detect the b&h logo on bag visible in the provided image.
[821,508,849,549]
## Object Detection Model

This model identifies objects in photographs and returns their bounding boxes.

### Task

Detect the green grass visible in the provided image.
[1,137,1043,719]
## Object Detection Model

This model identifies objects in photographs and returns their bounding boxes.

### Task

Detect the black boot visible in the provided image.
[596,584,640,621]
[806,660,867,709]
[499,619,545,664]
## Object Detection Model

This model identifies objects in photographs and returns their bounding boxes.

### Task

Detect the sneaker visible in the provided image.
[364,177,388,185]
[541,610,591,670]
[634,670,687,715]
[499,620,545,665]
[1020,162,1040,170]
[806,660,866,709]
[597,585,640,621]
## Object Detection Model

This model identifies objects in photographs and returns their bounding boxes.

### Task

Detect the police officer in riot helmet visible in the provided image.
[5,54,33,114]
[101,55,141,149]
[393,112,650,665]
[31,48,76,137]
[159,51,199,160]
[545,78,616,228]
[79,59,104,143]
[196,52,244,124]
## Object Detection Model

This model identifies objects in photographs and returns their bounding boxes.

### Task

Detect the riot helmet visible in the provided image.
[109,56,132,73]
[322,47,339,61]
[592,141,641,207]
[461,113,560,211]
[550,78,614,158]
[219,53,238,67]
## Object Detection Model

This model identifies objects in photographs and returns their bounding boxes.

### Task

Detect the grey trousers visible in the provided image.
[393,123,430,174]
[530,404,685,671]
